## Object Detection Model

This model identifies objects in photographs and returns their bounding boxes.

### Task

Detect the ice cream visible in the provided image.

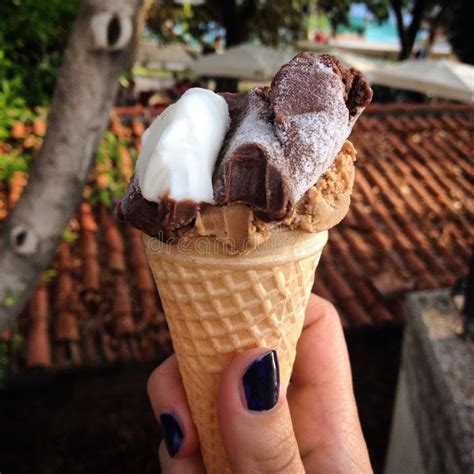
[136,88,230,203]
[118,53,373,473]
[180,140,357,253]
[118,53,372,250]
[213,54,368,220]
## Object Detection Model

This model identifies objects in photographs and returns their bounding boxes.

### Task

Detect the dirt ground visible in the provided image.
[0,328,402,474]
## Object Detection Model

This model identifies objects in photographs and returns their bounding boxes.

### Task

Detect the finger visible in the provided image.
[218,348,305,474]
[147,355,200,460]
[288,294,372,473]
[291,293,353,393]
[159,442,205,474]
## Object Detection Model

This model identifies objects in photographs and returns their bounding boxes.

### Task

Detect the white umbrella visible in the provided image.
[192,44,296,81]
[328,50,385,83]
[138,42,195,72]
[298,39,452,58]
[371,59,474,102]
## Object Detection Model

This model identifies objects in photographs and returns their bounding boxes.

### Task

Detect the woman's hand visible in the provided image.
[147,294,373,473]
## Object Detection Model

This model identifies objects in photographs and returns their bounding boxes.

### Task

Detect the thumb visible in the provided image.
[217,349,304,474]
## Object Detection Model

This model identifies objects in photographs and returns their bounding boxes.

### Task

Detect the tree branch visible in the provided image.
[0,0,143,332]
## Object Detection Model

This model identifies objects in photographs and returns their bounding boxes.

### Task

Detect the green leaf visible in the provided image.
[11,334,24,352]
[42,268,58,283]
[63,229,79,242]
[4,288,16,307]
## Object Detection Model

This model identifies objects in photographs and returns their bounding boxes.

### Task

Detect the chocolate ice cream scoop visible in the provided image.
[118,53,372,241]
[213,53,372,220]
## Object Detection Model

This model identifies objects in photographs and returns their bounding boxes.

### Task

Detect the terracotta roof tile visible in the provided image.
[118,145,134,181]
[132,118,145,137]
[8,171,27,208]
[371,270,416,299]
[1,103,471,375]
[55,311,80,342]
[10,121,27,139]
[33,118,46,137]
[25,284,52,369]
[0,328,12,342]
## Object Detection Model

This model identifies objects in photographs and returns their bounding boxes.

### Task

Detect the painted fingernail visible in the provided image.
[159,412,183,457]
[243,350,280,411]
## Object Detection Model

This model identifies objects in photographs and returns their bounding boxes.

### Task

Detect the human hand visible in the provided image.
[147,294,373,473]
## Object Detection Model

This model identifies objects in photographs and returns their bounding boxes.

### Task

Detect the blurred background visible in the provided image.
[0,1,472,473]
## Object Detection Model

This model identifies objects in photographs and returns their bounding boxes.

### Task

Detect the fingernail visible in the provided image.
[243,350,280,411]
[159,412,183,457]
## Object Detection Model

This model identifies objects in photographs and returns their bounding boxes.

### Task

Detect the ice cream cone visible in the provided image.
[143,229,328,473]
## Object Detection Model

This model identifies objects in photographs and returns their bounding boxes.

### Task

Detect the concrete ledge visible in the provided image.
[385,289,474,474]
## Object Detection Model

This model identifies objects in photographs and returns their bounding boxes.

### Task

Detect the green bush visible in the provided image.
[0,0,77,108]
[0,77,35,140]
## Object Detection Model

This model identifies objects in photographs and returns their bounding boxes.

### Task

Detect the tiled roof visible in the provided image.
[0,102,472,376]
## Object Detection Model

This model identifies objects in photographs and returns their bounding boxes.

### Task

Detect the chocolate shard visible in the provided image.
[117,176,161,236]
[214,53,372,220]
[158,198,200,232]
[316,54,373,116]
[116,176,199,240]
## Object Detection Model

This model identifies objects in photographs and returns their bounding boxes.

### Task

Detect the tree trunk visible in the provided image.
[0,0,143,332]
[391,0,409,60]
[405,0,427,59]
[215,77,239,93]
[393,0,428,61]
[215,0,256,93]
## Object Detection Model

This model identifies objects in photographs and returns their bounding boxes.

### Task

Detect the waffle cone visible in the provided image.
[144,229,328,473]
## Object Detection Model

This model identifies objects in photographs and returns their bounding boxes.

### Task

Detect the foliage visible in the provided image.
[0,87,37,184]
[42,268,58,284]
[62,229,80,242]
[317,0,354,36]
[86,131,135,207]
[0,77,35,141]
[0,150,31,183]
[0,0,78,107]
[148,0,469,66]
[147,0,309,47]
[320,0,471,62]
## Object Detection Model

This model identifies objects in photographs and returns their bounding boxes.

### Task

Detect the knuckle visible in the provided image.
[146,366,161,395]
[309,295,340,324]
[318,298,339,320]
[147,355,176,395]
[252,424,302,473]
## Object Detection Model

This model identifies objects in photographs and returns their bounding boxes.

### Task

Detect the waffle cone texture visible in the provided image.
[144,230,328,473]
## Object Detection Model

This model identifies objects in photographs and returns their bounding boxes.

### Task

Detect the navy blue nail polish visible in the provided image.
[159,412,184,457]
[243,350,280,411]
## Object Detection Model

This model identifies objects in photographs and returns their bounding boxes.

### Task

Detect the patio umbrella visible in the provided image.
[328,50,385,83]
[138,41,195,72]
[192,44,295,81]
[371,58,474,103]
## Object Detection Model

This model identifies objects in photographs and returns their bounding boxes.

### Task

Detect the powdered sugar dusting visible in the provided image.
[214,53,372,218]
[271,60,352,201]
[225,91,282,165]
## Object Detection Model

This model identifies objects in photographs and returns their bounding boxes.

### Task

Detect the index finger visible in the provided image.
[288,294,372,473]
[290,293,353,393]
